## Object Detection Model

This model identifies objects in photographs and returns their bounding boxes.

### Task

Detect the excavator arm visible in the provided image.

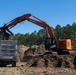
[26,15,55,38]
[5,14,31,29]
[0,14,31,40]
[3,14,54,38]
[26,15,56,49]
[0,13,56,49]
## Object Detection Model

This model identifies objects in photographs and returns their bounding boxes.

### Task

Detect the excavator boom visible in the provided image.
[4,14,54,39]
[26,15,55,38]
[5,14,31,29]
[0,13,56,48]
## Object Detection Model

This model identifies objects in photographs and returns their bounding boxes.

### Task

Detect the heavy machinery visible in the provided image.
[0,13,73,66]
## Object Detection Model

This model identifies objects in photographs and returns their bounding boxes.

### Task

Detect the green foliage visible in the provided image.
[55,24,62,40]
[13,22,76,48]
[13,29,46,46]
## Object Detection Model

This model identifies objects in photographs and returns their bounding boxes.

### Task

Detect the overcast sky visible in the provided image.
[0,0,76,34]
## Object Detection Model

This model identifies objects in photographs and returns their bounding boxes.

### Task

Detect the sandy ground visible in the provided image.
[0,45,76,75]
[0,62,76,75]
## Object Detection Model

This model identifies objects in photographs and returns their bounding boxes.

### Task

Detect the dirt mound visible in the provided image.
[25,54,75,68]
[17,45,76,68]
[24,45,47,55]
[23,45,47,62]
[17,45,29,61]
[26,55,58,68]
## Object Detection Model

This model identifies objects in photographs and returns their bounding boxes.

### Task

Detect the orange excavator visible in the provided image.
[0,13,73,55]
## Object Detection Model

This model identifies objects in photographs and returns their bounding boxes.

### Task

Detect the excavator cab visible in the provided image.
[44,37,56,50]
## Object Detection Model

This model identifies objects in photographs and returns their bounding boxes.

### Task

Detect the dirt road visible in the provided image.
[0,62,76,75]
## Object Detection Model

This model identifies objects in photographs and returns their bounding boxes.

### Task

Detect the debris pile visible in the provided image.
[21,45,76,68]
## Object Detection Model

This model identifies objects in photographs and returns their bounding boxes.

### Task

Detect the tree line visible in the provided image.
[13,22,76,48]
